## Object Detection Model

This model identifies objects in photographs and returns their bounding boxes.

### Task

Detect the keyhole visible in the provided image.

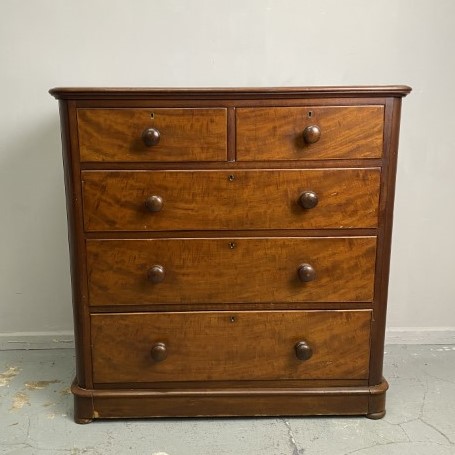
[308,111,313,118]
[228,174,235,182]
[230,316,236,323]
[228,242,236,249]
[150,113,155,119]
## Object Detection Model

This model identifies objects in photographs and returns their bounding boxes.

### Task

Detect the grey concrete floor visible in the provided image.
[1,345,454,455]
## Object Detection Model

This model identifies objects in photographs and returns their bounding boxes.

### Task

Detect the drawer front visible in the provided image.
[77,108,227,162]
[236,106,384,160]
[86,237,376,305]
[82,169,380,231]
[91,310,372,383]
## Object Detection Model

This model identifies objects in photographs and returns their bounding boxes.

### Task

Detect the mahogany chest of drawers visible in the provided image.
[50,86,411,423]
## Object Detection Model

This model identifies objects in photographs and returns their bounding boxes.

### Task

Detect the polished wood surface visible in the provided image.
[298,190,319,209]
[144,195,163,212]
[297,263,317,282]
[82,169,380,231]
[86,237,377,305]
[146,265,165,283]
[77,108,227,162]
[236,106,384,160]
[294,340,313,360]
[369,97,403,385]
[141,127,161,146]
[72,378,389,421]
[91,310,372,383]
[302,125,322,144]
[150,342,168,362]
[51,86,410,422]
[58,101,90,389]
[50,85,412,99]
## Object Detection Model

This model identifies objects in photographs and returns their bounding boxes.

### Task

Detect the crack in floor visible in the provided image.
[398,422,412,442]
[282,418,304,455]
[343,439,454,455]
[419,418,455,446]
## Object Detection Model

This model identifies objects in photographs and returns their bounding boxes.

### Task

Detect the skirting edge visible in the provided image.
[71,378,388,423]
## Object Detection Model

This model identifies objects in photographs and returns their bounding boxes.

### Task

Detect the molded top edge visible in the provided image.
[49,85,412,100]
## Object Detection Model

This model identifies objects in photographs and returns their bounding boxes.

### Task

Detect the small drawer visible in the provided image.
[86,237,377,306]
[81,168,380,231]
[236,106,384,161]
[91,310,372,383]
[77,108,227,162]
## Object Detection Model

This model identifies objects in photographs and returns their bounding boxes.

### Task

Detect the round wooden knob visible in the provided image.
[303,125,321,144]
[295,341,313,361]
[147,265,165,283]
[142,127,160,146]
[297,263,316,282]
[151,342,167,362]
[145,195,163,212]
[299,191,318,209]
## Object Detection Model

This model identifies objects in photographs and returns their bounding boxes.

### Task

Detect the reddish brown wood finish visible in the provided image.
[93,379,368,389]
[91,310,371,383]
[50,86,412,99]
[368,97,404,385]
[86,237,377,305]
[77,108,227,162]
[82,168,380,231]
[50,86,410,422]
[58,101,93,390]
[71,378,388,420]
[236,106,384,160]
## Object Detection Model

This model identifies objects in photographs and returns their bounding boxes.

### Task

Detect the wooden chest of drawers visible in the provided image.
[50,86,411,423]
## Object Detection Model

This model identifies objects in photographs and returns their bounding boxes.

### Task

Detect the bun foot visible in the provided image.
[74,417,93,424]
[366,410,386,420]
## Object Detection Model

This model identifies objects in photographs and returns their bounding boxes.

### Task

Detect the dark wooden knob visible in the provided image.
[295,341,313,361]
[142,127,160,146]
[297,263,316,282]
[147,265,165,283]
[151,342,167,362]
[299,191,318,209]
[145,195,163,212]
[303,125,321,144]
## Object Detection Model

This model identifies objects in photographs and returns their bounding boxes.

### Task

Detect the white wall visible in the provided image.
[1,0,454,335]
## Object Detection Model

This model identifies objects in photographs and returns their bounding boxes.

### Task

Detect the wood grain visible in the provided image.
[86,237,377,305]
[82,168,380,231]
[91,394,369,418]
[93,379,368,390]
[51,86,410,421]
[49,85,412,100]
[58,101,92,388]
[77,108,227,162]
[80,158,383,171]
[72,378,389,420]
[91,310,372,383]
[369,97,403,385]
[236,106,384,160]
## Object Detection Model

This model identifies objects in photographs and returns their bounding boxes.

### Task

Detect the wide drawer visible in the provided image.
[91,310,372,383]
[77,108,227,162]
[86,237,377,305]
[236,106,384,160]
[82,169,380,231]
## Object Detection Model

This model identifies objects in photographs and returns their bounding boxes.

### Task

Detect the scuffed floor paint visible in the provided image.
[0,366,20,387]
[60,386,72,395]
[25,379,61,390]
[11,391,29,410]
